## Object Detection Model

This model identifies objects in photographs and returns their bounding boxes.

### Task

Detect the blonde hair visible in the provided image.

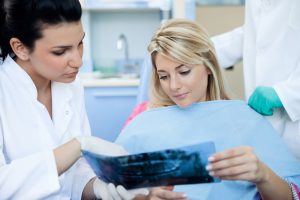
[148,19,229,108]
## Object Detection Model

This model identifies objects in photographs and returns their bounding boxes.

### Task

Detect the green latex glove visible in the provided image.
[248,86,283,116]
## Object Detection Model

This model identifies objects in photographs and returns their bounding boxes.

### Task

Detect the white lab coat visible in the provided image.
[0,56,95,199]
[212,0,300,159]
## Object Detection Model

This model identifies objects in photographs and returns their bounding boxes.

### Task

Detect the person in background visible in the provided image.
[121,19,300,200]
[0,0,147,199]
[212,0,300,160]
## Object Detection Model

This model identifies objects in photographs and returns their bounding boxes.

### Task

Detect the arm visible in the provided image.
[256,168,292,200]
[53,138,81,175]
[206,146,293,200]
[55,136,135,200]
[211,26,244,68]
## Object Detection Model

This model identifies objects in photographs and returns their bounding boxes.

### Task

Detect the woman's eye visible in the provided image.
[52,51,65,56]
[180,70,191,75]
[159,75,168,80]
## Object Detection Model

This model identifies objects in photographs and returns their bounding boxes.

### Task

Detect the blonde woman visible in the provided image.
[120,19,300,200]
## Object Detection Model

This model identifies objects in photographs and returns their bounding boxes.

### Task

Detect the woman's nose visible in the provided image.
[170,76,181,91]
[69,50,83,68]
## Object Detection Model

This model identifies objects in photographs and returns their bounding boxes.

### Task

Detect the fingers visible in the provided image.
[206,146,265,182]
[219,161,270,183]
[93,179,114,200]
[108,183,122,200]
[209,146,252,162]
[149,187,187,200]
[209,162,258,179]
[207,151,257,171]
[129,188,150,196]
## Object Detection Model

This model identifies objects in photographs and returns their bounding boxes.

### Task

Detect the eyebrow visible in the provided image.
[157,64,184,72]
[53,32,86,49]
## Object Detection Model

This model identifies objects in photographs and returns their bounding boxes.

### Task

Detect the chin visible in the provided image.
[56,77,76,83]
[177,102,193,108]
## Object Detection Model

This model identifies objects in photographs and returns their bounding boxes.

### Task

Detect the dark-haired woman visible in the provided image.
[0,0,147,199]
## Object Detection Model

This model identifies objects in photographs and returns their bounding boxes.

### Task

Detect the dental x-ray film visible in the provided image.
[83,141,219,189]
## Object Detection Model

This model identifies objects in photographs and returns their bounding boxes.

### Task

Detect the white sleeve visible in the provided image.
[211,26,244,68]
[274,59,300,122]
[71,81,96,200]
[0,148,60,199]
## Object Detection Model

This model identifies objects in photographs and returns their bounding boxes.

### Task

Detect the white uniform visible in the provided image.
[212,0,300,159]
[0,56,95,199]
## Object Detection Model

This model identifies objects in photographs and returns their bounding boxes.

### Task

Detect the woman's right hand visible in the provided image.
[136,186,187,200]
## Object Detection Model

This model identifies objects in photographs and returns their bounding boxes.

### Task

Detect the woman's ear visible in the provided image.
[9,38,30,61]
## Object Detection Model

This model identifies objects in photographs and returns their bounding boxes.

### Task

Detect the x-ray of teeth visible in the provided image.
[83,141,219,189]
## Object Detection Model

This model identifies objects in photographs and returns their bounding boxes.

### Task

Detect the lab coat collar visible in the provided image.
[3,55,38,99]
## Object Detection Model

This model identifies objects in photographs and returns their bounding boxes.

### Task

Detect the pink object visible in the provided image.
[123,102,148,128]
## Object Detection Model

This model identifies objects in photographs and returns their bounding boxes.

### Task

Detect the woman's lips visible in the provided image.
[174,93,188,100]
[64,71,78,78]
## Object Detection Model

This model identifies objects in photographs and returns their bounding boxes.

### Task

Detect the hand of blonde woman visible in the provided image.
[206,146,270,184]
[136,186,187,200]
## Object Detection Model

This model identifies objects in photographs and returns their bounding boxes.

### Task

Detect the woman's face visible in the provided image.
[23,21,84,83]
[155,53,210,107]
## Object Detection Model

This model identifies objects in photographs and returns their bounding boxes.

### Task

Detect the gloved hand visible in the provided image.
[76,135,128,156]
[248,86,283,116]
[93,178,149,200]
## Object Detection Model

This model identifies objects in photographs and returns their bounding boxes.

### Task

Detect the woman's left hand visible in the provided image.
[206,146,270,184]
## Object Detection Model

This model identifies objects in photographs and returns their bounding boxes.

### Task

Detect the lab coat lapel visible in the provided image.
[51,82,73,142]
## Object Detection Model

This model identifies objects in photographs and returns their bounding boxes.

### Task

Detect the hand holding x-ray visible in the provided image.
[206,146,269,184]
[77,136,148,199]
[93,178,149,200]
[77,135,128,156]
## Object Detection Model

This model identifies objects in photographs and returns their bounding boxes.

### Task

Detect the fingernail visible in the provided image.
[206,165,212,170]
[209,171,214,176]
[208,156,215,161]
